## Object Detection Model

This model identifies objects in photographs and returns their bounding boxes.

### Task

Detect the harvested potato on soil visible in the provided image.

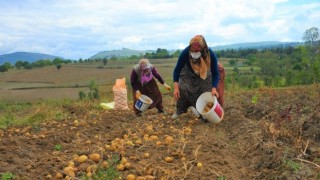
[89,153,101,162]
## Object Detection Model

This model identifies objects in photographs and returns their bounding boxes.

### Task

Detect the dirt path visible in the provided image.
[0,86,319,179]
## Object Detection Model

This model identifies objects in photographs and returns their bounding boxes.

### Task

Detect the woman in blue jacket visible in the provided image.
[172,35,220,120]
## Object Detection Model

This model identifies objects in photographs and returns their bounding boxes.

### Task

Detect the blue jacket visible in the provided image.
[173,46,220,88]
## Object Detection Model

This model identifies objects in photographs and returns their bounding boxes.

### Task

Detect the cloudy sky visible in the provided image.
[0,0,319,59]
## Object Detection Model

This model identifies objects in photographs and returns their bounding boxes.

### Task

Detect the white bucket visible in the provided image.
[196,92,224,123]
[135,95,153,112]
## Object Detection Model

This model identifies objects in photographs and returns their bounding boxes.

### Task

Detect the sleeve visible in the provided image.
[130,69,139,91]
[151,67,165,84]
[173,47,189,82]
[209,48,220,88]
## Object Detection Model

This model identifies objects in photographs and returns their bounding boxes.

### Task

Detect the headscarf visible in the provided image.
[139,58,153,85]
[189,35,211,80]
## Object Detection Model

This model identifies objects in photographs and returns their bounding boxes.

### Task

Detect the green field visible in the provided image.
[0,58,255,103]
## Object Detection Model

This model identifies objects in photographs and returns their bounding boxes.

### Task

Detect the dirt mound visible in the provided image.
[0,86,319,179]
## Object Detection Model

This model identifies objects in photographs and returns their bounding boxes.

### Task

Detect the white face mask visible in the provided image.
[190,52,201,59]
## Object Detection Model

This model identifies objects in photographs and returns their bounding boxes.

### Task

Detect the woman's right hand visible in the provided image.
[173,82,180,100]
[136,90,141,99]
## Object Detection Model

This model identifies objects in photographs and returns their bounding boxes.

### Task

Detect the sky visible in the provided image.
[0,0,319,60]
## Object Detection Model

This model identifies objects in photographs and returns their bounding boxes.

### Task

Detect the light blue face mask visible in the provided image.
[191,52,201,59]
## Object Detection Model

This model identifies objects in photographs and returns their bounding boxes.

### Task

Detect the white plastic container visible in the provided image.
[196,92,224,123]
[135,95,153,112]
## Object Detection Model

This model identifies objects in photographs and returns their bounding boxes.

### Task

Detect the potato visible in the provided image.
[101,161,109,168]
[136,176,147,180]
[127,174,136,180]
[86,164,98,173]
[77,155,88,163]
[54,172,63,179]
[145,175,156,180]
[63,166,75,177]
[143,152,150,158]
[156,141,162,146]
[117,164,125,171]
[145,125,153,132]
[202,102,214,113]
[126,140,134,146]
[86,172,92,177]
[121,157,128,164]
[89,153,101,162]
[124,162,131,169]
[164,136,174,145]
[164,156,174,163]
[149,135,158,140]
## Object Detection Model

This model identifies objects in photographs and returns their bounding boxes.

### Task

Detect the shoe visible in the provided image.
[189,106,200,118]
[158,109,168,115]
[171,112,179,119]
[199,116,208,123]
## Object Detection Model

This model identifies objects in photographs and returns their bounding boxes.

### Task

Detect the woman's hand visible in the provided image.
[136,90,141,99]
[163,83,172,91]
[173,82,180,100]
[211,87,219,98]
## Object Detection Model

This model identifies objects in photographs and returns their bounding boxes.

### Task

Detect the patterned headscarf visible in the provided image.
[189,35,211,80]
[139,58,153,85]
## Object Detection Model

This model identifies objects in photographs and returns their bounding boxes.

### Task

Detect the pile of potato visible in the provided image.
[202,102,214,113]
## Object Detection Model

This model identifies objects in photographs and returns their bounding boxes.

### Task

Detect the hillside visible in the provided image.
[0,41,302,65]
[0,85,319,179]
[89,48,147,60]
[0,52,63,65]
[89,42,302,59]
[212,41,303,50]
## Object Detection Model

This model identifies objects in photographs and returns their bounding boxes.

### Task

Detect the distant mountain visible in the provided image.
[89,48,147,59]
[0,52,63,65]
[89,42,303,59]
[0,41,303,65]
[211,41,303,50]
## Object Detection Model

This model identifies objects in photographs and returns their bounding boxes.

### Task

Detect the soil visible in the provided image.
[0,86,319,180]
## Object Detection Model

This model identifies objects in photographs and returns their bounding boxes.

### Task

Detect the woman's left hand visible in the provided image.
[163,83,172,91]
[211,87,219,98]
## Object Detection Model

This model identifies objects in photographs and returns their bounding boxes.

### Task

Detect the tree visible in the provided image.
[229,59,237,66]
[56,64,62,70]
[0,62,11,74]
[52,58,64,65]
[303,27,319,47]
[172,49,181,58]
[302,27,320,83]
[15,61,24,69]
[250,67,254,74]
[0,65,8,74]
[257,52,280,86]
[102,58,108,66]
[233,66,239,74]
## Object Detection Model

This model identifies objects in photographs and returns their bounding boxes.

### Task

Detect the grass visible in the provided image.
[54,144,62,151]
[282,158,302,173]
[217,176,227,180]
[0,102,32,128]
[0,99,75,129]
[1,172,15,180]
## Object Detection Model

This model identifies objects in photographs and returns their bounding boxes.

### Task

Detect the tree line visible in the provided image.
[1,27,319,89]
[0,58,73,73]
[226,27,319,89]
